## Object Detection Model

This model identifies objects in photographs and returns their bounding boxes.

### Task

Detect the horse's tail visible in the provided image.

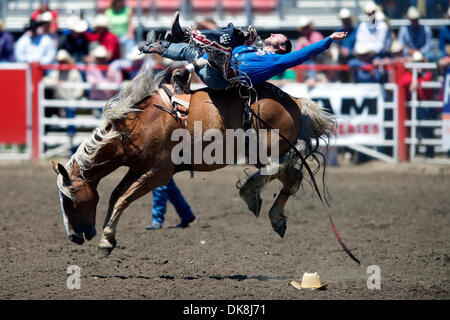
[298,97,335,146]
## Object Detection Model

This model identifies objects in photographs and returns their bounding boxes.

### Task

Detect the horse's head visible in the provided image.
[52,161,99,245]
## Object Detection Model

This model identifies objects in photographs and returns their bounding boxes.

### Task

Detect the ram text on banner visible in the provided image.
[281,83,384,145]
[443,68,450,151]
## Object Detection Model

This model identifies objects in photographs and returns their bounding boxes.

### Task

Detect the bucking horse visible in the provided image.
[52,67,358,263]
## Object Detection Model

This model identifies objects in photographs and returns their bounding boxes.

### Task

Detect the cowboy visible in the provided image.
[139,13,347,91]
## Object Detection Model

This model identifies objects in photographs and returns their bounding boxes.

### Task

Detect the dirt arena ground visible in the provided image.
[0,159,449,300]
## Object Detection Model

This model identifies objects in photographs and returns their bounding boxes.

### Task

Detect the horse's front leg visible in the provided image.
[103,169,140,230]
[97,167,171,258]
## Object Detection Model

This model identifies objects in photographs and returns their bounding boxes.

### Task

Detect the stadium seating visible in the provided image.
[96,0,154,12]
[154,0,183,13]
[221,0,246,13]
[191,0,220,13]
[251,0,279,13]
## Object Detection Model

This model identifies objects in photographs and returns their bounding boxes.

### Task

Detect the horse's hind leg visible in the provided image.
[269,165,303,238]
[97,167,171,258]
[239,170,274,217]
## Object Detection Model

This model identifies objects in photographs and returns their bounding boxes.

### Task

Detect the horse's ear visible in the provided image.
[51,161,59,175]
[57,163,71,183]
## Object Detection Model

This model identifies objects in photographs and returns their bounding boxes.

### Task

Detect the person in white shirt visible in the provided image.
[354,2,391,57]
[15,20,56,64]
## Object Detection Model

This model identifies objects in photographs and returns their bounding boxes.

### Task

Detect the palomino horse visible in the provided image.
[52,69,334,259]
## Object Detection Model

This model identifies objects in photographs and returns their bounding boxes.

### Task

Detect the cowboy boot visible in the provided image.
[146,28,166,43]
[171,67,191,94]
[138,39,169,55]
[165,11,186,43]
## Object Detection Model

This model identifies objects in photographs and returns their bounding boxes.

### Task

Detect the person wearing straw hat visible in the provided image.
[86,45,121,102]
[399,50,436,158]
[354,1,391,57]
[37,11,54,36]
[295,17,325,80]
[58,16,89,63]
[0,19,15,62]
[348,43,386,83]
[336,8,357,60]
[43,49,84,101]
[295,16,324,51]
[398,7,434,61]
[85,14,121,62]
[107,45,148,82]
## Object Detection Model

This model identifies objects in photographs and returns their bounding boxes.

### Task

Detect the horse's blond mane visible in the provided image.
[58,67,167,184]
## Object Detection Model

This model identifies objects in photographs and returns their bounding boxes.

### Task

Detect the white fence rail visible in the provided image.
[404,62,448,163]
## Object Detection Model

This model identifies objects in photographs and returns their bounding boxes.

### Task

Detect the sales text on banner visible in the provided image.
[281,83,385,145]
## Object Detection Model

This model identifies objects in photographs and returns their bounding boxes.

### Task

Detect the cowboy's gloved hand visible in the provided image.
[173,67,191,84]
[138,41,149,53]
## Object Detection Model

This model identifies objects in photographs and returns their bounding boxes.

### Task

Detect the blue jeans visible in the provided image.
[162,43,230,90]
[151,178,194,225]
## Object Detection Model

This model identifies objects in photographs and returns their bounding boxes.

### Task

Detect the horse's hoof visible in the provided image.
[96,238,116,259]
[97,246,113,259]
[242,193,262,217]
[271,219,286,238]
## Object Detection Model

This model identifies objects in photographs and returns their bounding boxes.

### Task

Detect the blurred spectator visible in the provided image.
[37,11,58,46]
[398,7,434,61]
[42,49,84,101]
[349,43,387,83]
[108,45,146,82]
[86,45,121,103]
[58,17,89,63]
[438,45,450,72]
[355,1,391,57]
[268,69,297,86]
[86,15,121,62]
[195,19,218,30]
[438,8,450,59]
[15,20,56,64]
[105,0,135,57]
[399,51,437,158]
[295,17,324,50]
[0,19,15,62]
[42,49,84,155]
[295,17,324,80]
[30,0,58,34]
[336,8,357,60]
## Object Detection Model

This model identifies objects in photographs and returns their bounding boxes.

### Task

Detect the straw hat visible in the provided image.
[354,43,374,55]
[375,10,385,21]
[389,40,404,54]
[297,16,312,31]
[411,51,424,62]
[38,11,53,23]
[92,45,109,59]
[92,14,110,28]
[339,8,352,20]
[126,46,145,61]
[68,16,88,33]
[290,272,328,290]
[406,7,420,20]
[363,1,377,14]
[56,49,75,64]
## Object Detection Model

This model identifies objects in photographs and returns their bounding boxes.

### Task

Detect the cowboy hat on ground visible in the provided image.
[290,272,328,290]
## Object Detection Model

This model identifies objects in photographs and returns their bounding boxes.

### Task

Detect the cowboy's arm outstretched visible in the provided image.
[269,32,347,71]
